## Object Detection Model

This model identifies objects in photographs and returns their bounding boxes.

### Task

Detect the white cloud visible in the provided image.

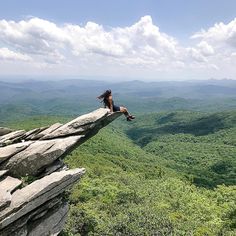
[0,16,180,66]
[191,18,236,59]
[187,18,236,76]
[0,47,31,61]
[0,16,235,79]
[191,18,236,48]
[0,18,68,63]
[197,41,214,56]
[186,47,208,63]
[64,15,179,65]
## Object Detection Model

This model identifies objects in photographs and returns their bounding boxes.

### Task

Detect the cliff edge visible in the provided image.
[0,108,121,236]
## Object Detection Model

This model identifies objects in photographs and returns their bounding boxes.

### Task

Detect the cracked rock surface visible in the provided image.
[0,108,121,235]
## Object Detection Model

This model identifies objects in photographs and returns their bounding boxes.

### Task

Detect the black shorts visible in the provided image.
[113,105,120,112]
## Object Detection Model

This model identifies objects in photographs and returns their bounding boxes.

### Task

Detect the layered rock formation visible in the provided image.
[0,108,121,236]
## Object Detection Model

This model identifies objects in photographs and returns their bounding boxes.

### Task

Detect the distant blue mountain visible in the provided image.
[0,79,236,123]
[1,78,236,101]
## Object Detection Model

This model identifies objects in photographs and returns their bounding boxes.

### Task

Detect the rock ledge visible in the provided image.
[0,108,121,235]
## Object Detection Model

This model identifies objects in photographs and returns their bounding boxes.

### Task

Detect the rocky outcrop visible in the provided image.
[0,108,121,235]
[0,128,13,137]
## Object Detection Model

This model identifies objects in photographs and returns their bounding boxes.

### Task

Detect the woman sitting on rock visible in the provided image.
[97,89,135,121]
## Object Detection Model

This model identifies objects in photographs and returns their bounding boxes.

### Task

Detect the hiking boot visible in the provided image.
[127,115,135,121]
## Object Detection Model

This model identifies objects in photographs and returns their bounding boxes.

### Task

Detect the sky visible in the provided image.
[0,0,236,81]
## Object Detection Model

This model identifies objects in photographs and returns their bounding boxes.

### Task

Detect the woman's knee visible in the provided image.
[120,107,127,113]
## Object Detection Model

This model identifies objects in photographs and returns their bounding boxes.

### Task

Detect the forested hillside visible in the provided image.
[126,111,236,188]
[2,79,236,235]
[6,110,236,235]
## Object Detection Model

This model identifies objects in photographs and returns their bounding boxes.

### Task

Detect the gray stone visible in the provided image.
[30,210,48,221]
[0,130,26,147]
[0,142,32,164]
[0,176,22,193]
[23,127,47,140]
[0,197,61,236]
[0,168,85,229]
[1,110,121,178]
[40,159,65,177]
[77,111,122,145]
[0,192,11,211]
[0,170,8,178]
[10,225,28,236]
[0,108,122,235]
[27,202,69,236]
[0,127,13,137]
[42,108,111,139]
[0,176,22,210]
[31,123,62,140]
[4,136,83,177]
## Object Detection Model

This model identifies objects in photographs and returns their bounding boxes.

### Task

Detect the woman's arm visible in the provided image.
[108,95,113,112]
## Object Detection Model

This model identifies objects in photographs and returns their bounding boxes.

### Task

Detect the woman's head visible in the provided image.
[97,89,111,99]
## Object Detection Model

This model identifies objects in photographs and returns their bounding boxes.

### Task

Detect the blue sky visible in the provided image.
[2,0,236,36]
[0,0,236,80]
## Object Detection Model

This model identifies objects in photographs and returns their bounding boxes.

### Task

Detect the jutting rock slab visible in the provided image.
[0,108,122,236]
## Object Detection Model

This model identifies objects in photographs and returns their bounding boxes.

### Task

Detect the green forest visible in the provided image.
[6,110,236,236]
[1,79,236,235]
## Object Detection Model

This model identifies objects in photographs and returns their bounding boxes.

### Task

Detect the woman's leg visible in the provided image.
[120,106,129,117]
[120,107,135,121]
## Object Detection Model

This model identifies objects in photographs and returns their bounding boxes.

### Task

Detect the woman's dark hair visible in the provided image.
[97,89,112,108]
